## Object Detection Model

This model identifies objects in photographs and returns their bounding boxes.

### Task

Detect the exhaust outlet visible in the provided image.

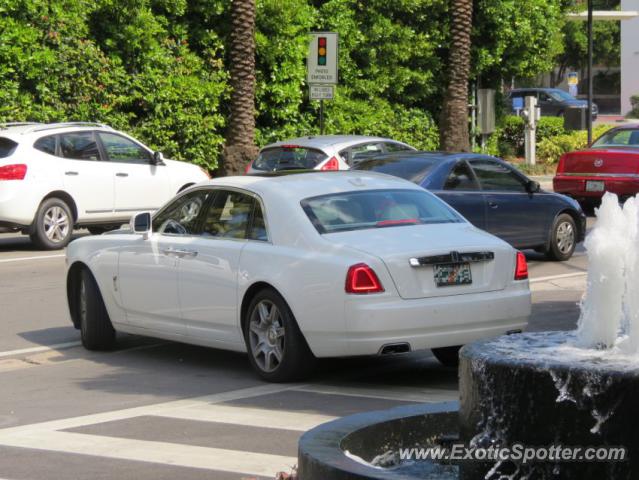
[379,343,411,355]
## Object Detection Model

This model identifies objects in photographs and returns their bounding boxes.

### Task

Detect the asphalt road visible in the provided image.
[0,224,591,480]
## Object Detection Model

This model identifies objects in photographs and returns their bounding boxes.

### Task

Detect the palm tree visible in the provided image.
[222,0,258,176]
[440,0,473,152]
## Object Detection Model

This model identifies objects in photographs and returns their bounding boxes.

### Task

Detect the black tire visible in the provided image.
[545,213,577,261]
[79,269,116,350]
[30,197,74,250]
[243,288,316,382]
[432,345,462,367]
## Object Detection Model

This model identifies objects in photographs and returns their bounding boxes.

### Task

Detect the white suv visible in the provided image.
[0,122,210,249]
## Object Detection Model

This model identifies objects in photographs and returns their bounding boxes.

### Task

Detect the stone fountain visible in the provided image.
[298,192,637,480]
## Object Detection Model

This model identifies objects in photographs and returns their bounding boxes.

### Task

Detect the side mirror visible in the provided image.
[152,151,165,165]
[526,180,541,194]
[131,212,152,238]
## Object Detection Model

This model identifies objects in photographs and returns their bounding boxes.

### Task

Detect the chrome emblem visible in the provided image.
[594,159,604,167]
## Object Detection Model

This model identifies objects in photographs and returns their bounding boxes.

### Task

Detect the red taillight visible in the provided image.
[244,161,252,174]
[345,263,385,294]
[0,164,27,180]
[320,156,339,171]
[514,251,528,280]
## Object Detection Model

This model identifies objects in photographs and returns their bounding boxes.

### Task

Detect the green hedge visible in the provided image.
[537,125,610,164]
[495,115,565,158]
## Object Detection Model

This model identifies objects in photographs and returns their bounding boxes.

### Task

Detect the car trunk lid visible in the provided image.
[559,149,639,176]
[327,224,513,299]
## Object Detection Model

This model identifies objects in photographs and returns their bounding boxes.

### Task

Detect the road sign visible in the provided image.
[307,32,338,85]
[568,72,579,86]
[310,85,334,100]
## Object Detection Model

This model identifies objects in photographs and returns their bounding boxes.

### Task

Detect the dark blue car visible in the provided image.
[353,152,586,261]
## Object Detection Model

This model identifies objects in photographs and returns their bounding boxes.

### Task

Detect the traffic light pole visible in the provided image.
[320,99,324,135]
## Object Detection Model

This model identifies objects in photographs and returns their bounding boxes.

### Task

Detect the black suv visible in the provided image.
[508,88,598,120]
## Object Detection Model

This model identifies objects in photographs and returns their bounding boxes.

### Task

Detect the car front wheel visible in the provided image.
[546,213,576,261]
[30,198,73,249]
[243,289,315,382]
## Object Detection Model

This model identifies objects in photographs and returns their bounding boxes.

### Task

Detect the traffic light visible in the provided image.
[317,36,327,66]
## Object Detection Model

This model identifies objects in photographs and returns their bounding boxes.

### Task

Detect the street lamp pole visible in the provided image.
[587,0,594,144]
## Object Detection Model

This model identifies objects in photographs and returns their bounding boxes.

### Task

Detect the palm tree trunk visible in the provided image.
[440,0,473,152]
[222,0,258,176]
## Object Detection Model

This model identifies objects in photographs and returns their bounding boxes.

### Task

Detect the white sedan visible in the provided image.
[66,172,531,381]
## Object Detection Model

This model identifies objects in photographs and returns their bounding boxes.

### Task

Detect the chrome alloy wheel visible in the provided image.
[556,221,575,254]
[248,300,285,373]
[43,206,70,243]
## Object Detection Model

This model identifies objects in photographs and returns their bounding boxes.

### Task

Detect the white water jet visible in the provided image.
[577,193,630,348]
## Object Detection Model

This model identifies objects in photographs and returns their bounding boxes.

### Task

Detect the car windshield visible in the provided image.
[301,189,462,234]
[253,146,328,171]
[549,89,575,102]
[591,129,639,148]
[353,157,438,184]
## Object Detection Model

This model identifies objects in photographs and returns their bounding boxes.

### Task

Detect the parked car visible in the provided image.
[508,88,598,120]
[0,122,209,249]
[66,171,531,381]
[554,124,639,209]
[245,135,415,173]
[353,152,586,261]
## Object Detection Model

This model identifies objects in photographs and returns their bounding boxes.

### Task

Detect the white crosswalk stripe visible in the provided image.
[0,383,451,478]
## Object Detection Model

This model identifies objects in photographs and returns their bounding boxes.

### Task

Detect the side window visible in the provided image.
[248,201,268,241]
[349,143,384,166]
[470,160,526,192]
[59,132,100,161]
[539,92,552,102]
[99,132,152,164]
[34,135,56,156]
[444,162,479,191]
[384,142,412,153]
[201,190,255,240]
[152,190,210,235]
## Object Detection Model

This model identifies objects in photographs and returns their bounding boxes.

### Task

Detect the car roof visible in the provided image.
[198,171,422,201]
[356,151,497,163]
[0,122,114,140]
[262,135,410,152]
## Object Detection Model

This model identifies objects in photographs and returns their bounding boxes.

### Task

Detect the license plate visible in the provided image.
[434,262,472,287]
[585,180,604,192]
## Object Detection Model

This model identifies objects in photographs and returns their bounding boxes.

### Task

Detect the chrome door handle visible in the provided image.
[65,171,79,176]
[488,201,498,209]
[116,172,129,177]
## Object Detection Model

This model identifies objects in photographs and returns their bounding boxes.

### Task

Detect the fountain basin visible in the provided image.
[298,402,459,480]
[460,333,637,479]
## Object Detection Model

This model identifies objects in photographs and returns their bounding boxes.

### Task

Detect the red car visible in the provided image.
[553,125,639,209]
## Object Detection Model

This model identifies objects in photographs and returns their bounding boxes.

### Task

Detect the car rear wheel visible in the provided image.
[432,345,462,367]
[243,289,316,382]
[30,198,73,250]
[546,213,576,261]
[79,269,116,350]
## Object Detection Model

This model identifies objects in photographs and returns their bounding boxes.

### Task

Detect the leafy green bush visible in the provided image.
[537,125,610,164]
[495,115,566,158]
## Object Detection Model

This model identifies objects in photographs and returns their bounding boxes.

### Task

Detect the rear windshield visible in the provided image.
[591,129,639,148]
[0,137,18,158]
[301,189,462,234]
[354,157,438,184]
[253,146,328,171]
